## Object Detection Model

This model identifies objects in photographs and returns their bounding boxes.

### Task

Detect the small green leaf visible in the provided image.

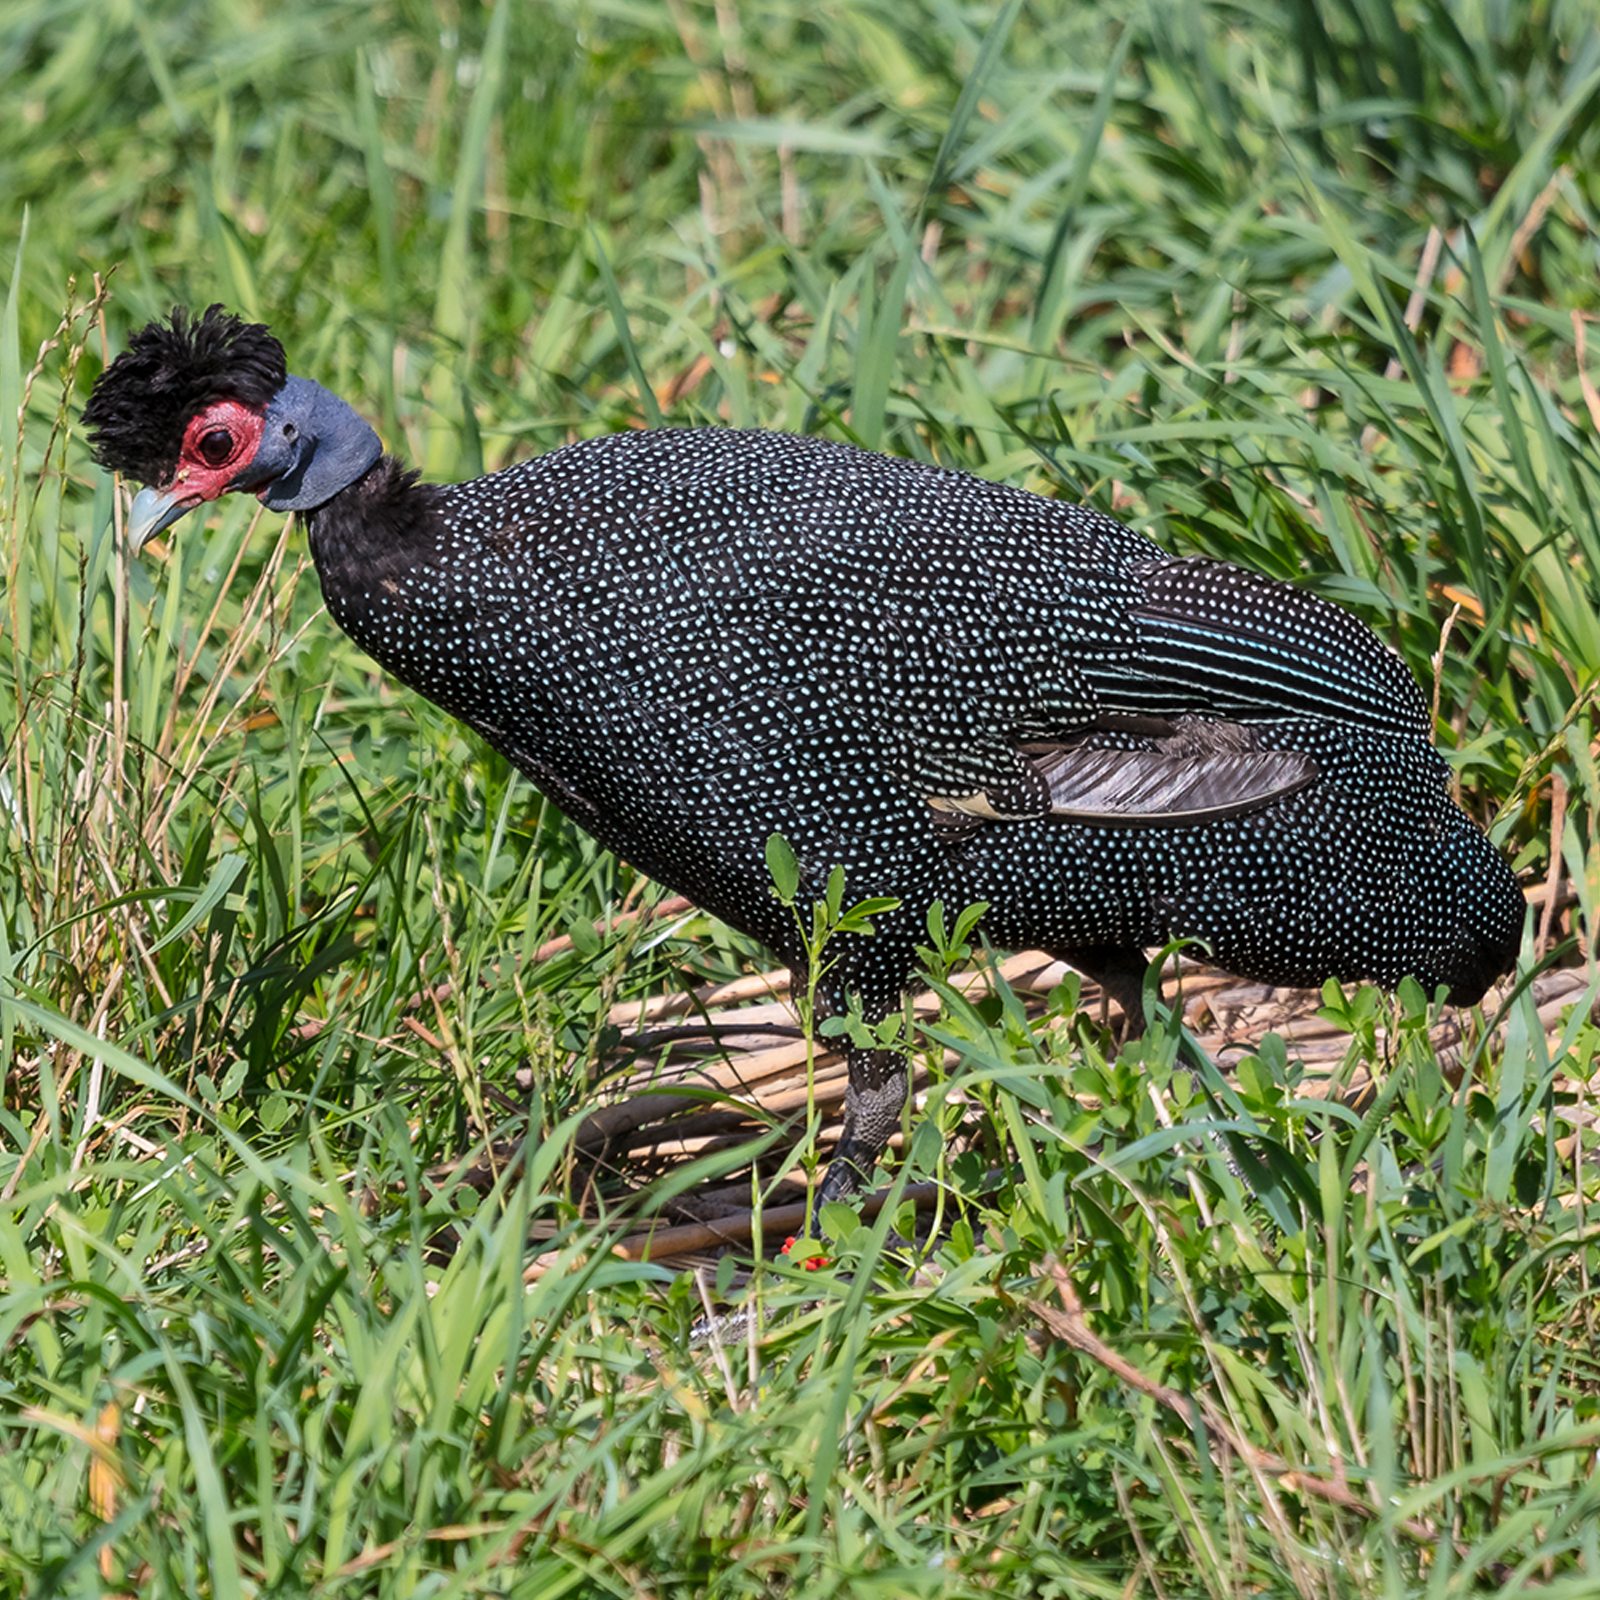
[951,900,988,948]
[818,1201,865,1244]
[765,832,799,903]
[825,863,848,916]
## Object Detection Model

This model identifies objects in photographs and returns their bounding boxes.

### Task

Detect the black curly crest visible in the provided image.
[84,305,287,486]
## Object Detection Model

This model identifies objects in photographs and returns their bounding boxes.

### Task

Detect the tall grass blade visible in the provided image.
[591,226,664,428]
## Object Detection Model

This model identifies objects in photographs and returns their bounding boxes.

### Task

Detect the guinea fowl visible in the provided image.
[85,305,1525,1200]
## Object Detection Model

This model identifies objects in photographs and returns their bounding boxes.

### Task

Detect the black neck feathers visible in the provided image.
[301,456,446,645]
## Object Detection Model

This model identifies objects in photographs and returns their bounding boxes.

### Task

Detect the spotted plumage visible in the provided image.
[85,307,1526,1198]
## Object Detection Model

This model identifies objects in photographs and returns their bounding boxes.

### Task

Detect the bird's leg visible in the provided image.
[1049,942,1155,1041]
[818,1045,908,1204]
[816,947,1154,1206]
[817,946,1155,1201]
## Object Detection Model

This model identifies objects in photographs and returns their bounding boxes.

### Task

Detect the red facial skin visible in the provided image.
[160,399,267,506]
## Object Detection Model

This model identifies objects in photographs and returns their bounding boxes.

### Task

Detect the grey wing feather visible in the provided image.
[1027,743,1318,828]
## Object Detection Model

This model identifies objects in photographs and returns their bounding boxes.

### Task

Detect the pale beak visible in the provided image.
[127,485,203,551]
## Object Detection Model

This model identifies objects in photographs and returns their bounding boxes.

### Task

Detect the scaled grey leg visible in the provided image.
[819,1045,908,1203]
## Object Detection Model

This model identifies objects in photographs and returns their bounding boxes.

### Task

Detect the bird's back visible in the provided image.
[322,427,1416,804]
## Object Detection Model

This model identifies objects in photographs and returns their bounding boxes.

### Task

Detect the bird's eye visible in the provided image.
[198,428,234,467]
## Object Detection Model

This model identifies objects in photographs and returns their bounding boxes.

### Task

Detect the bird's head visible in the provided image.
[84,305,382,549]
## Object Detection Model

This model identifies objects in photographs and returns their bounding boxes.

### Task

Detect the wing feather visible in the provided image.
[1026,742,1317,828]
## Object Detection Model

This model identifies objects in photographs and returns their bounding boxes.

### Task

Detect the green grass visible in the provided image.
[3,0,1600,1593]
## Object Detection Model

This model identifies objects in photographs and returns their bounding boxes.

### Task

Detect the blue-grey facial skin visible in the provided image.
[251,377,382,514]
[123,377,383,550]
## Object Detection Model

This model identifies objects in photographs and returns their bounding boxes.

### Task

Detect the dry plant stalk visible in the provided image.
[1027,1260,1438,1545]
